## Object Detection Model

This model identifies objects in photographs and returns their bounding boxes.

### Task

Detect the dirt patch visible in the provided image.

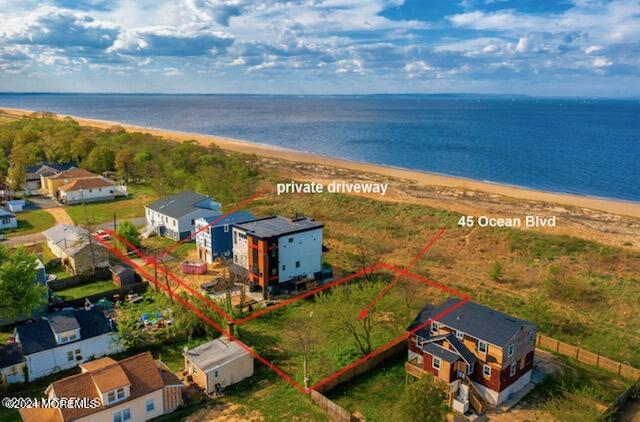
[185,403,264,422]
[46,207,74,225]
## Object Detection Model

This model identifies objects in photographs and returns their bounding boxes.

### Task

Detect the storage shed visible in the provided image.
[183,337,253,394]
[110,263,138,286]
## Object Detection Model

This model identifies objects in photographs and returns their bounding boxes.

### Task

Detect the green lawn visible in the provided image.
[327,355,407,421]
[142,236,195,259]
[41,246,73,280]
[65,185,158,225]
[1,209,55,237]
[54,279,117,300]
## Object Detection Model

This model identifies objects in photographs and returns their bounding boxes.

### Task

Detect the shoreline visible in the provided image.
[3,106,640,219]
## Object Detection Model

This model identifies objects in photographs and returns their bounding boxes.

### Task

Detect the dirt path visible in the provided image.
[45,207,74,225]
[185,403,264,422]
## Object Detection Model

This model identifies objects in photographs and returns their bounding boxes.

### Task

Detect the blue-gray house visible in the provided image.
[195,211,255,263]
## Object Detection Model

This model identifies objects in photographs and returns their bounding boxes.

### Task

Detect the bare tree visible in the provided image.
[358,239,380,282]
[286,313,320,390]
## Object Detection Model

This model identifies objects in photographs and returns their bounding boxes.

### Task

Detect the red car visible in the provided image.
[94,230,111,241]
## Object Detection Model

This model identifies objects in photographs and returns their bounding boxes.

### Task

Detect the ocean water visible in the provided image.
[0,93,639,202]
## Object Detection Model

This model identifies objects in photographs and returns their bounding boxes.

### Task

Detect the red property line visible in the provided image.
[157,189,269,260]
[377,262,471,300]
[105,229,235,322]
[94,234,308,394]
[234,263,385,326]
[357,227,446,320]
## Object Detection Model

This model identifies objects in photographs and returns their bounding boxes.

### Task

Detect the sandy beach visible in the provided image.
[3,106,640,223]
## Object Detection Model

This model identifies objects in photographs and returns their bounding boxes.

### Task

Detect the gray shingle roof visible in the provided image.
[16,309,117,355]
[233,215,323,239]
[410,298,535,347]
[146,191,219,219]
[421,343,461,363]
[199,211,256,228]
[183,338,249,371]
[443,334,477,366]
[48,311,80,334]
[0,343,25,368]
[0,208,15,218]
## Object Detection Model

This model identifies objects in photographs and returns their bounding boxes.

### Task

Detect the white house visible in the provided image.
[231,216,323,296]
[57,177,119,205]
[0,208,17,230]
[6,199,25,213]
[144,191,221,241]
[20,352,184,422]
[0,308,121,383]
[183,338,253,394]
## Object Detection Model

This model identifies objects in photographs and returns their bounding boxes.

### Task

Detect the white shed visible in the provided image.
[183,338,253,394]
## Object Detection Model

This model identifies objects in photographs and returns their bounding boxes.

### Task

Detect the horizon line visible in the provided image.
[0,91,639,100]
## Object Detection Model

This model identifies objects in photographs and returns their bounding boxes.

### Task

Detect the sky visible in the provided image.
[0,0,639,96]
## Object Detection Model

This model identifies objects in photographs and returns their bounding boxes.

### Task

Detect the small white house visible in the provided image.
[58,177,117,205]
[183,338,253,394]
[6,199,25,213]
[145,191,221,241]
[0,208,17,230]
[0,308,121,383]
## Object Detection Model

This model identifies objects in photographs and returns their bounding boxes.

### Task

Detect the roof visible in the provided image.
[19,408,62,422]
[233,215,323,239]
[0,207,15,218]
[42,224,88,245]
[0,343,25,368]
[47,352,178,421]
[16,309,117,356]
[146,191,219,218]
[25,162,77,174]
[183,338,249,371]
[198,211,256,229]
[410,298,536,347]
[58,177,114,192]
[41,224,102,256]
[80,357,117,372]
[421,343,461,363]
[444,334,477,366]
[47,311,80,334]
[48,168,97,180]
[110,263,134,276]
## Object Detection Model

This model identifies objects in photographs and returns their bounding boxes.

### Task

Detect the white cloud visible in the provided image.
[404,60,432,77]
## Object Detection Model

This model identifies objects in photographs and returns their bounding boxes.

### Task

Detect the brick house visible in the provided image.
[406,298,537,412]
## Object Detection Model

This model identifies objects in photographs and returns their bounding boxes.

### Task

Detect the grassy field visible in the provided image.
[248,192,640,367]
[237,273,446,388]
[65,185,158,225]
[54,279,117,300]
[141,236,195,259]
[1,209,55,237]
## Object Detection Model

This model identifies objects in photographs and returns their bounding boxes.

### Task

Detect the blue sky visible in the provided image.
[0,0,639,96]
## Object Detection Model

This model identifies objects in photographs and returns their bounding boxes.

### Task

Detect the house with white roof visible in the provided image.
[42,224,110,274]
[0,208,17,230]
[183,337,253,394]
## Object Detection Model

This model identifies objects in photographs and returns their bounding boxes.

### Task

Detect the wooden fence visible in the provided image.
[314,341,407,393]
[310,391,353,422]
[537,334,640,380]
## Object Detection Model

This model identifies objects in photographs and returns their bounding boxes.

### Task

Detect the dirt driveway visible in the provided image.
[45,207,74,225]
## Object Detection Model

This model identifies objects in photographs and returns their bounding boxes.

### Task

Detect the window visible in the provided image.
[282,265,286,271]
[113,408,131,422]
[467,362,475,375]
[146,399,155,412]
[295,261,300,268]
[116,388,125,400]
[191,219,195,225]
[67,351,74,361]
[107,391,116,403]
[507,344,515,357]
[214,370,219,378]
[529,331,535,343]
[483,365,491,378]
[455,330,464,340]
[432,357,441,370]
[224,224,229,232]
[234,232,237,243]
[510,362,517,377]
[288,237,294,243]
[233,254,238,264]
[478,340,488,354]
[430,322,439,334]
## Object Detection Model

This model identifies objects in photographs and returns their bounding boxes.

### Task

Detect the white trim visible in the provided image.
[510,362,517,377]
[482,364,491,377]
[432,357,441,370]
[478,340,488,354]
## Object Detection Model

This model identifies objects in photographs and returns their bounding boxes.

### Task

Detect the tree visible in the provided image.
[0,246,48,322]
[84,146,115,174]
[489,261,503,282]
[393,376,448,422]
[115,149,134,181]
[7,164,25,192]
[284,312,320,389]
[116,221,141,251]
